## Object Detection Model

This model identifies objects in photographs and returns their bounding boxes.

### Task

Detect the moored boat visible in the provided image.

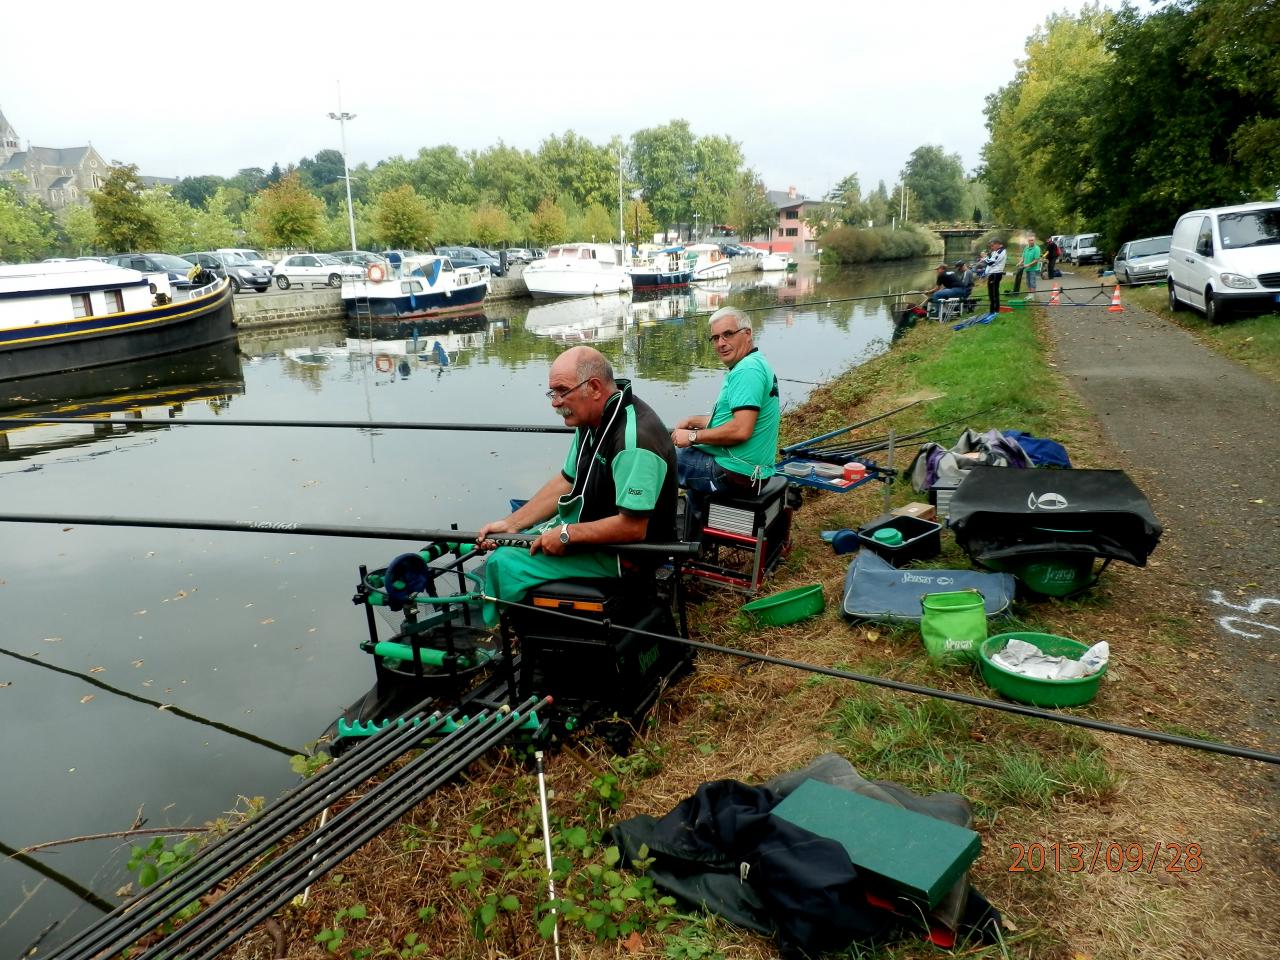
[0,260,236,382]
[341,254,488,322]
[522,243,633,298]
[683,243,731,281]
[627,247,692,289]
[523,292,631,342]
[758,250,790,271]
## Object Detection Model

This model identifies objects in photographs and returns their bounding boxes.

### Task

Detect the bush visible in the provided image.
[819,225,935,264]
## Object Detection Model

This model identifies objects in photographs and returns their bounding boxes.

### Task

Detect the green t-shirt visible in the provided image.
[702,349,780,479]
[1022,244,1042,269]
[559,391,669,522]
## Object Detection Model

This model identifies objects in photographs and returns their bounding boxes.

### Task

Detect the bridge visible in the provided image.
[932,225,988,262]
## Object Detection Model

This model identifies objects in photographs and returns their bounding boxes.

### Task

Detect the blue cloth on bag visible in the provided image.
[1002,430,1072,468]
[841,550,1016,623]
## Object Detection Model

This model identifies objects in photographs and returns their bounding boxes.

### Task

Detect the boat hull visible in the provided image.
[524,267,633,299]
[629,270,692,289]
[343,280,488,322]
[0,282,237,383]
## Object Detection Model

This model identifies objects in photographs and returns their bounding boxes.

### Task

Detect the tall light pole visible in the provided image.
[328,83,358,252]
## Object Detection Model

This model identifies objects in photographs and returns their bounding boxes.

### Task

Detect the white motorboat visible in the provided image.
[523,293,631,342]
[758,251,790,272]
[341,254,488,325]
[522,243,633,298]
[682,243,731,281]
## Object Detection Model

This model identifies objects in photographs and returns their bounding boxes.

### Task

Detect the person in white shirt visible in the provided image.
[981,240,1007,313]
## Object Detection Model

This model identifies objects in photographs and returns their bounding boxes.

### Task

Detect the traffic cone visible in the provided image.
[1108,284,1124,312]
[1049,284,1061,306]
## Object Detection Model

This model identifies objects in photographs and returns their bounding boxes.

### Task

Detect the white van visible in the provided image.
[1069,233,1101,265]
[1167,202,1280,323]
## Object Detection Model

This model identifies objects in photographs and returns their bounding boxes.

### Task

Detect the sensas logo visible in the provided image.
[1027,492,1069,510]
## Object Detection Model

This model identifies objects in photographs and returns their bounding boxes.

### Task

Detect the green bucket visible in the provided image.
[979,632,1105,707]
[741,584,825,626]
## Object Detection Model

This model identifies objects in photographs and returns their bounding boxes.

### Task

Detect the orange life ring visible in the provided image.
[366,262,386,283]
[375,354,393,372]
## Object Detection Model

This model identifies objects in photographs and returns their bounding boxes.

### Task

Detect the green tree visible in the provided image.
[630,120,697,237]
[90,165,159,251]
[246,172,324,249]
[902,145,966,222]
[412,145,475,204]
[580,202,615,242]
[140,188,196,251]
[863,180,893,227]
[373,185,435,248]
[529,198,568,247]
[433,202,473,245]
[625,198,659,245]
[60,204,98,255]
[471,203,512,247]
[471,142,546,213]
[174,175,225,208]
[0,182,55,260]
[190,188,241,249]
[538,131,617,209]
[689,134,744,231]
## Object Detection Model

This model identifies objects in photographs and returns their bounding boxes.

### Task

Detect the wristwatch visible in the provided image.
[688,429,698,445]
[559,523,571,545]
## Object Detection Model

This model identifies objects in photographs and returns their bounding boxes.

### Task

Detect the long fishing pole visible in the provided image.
[487,597,1280,767]
[0,416,574,433]
[0,513,700,558]
[780,395,943,454]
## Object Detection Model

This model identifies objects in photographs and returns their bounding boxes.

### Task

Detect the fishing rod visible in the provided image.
[0,513,701,558]
[0,416,575,434]
[780,395,943,454]
[0,647,301,757]
[486,597,1280,767]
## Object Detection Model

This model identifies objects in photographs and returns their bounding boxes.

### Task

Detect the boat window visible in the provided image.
[553,247,579,258]
[72,293,93,318]
[440,259,453,272]
[400,281,424,294]
[104,289,124,313]
[580,248,596,259]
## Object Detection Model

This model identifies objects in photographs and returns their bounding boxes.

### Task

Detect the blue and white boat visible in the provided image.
[0,260,235,382]
[341,255,488,323]
[627,247,692,289]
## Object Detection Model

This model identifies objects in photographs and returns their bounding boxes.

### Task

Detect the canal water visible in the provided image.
[0,260,934,952]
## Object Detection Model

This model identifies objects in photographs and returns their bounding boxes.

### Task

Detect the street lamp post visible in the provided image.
[693,212,700,241]
[327,84,358,252]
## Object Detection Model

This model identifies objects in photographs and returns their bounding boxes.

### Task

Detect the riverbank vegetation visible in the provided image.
[983,1,1279,249]
[179,303,1273,960]
[818,223,937,264]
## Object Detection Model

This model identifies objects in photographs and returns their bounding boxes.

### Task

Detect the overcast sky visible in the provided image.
[3,1,1115,199]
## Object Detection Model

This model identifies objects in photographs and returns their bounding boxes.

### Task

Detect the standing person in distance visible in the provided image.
[982,240,1007,314]
[1021,235,1043,296]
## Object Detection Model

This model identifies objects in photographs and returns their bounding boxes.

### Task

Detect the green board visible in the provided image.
[771,779,981,908]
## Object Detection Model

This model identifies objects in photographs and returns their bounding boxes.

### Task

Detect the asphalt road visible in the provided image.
[1044,270,1280,761]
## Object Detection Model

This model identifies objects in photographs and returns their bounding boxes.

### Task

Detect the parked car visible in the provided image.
[1112,235,1171,285]
[180,251,272,293]
[436,246,504,277]
[330,250,391,275]
[216,248,274,274]
[273,253,363,289]
[504,247,533,264]
[1167,201,1280,324]
[1069,233,1102,265]
[104,252,197,288]
[1057,235,1078,264]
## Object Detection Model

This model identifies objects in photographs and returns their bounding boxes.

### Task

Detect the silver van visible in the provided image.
[1168,202,1280,323]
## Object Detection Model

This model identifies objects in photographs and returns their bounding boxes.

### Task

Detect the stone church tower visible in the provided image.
[0,106,110,210]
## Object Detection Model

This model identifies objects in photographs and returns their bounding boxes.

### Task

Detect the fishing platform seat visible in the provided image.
[687,475,794,594]
[501,572,692,739]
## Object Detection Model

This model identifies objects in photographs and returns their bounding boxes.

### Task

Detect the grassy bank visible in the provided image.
[188,309,1273,960]
[819,224,940,265]
[1122,283,1280,383]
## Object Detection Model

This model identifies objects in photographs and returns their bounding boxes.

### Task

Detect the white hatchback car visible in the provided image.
[273,253,363,289]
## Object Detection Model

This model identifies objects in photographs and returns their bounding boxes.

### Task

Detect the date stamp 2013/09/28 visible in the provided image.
[1009,841,1203,874]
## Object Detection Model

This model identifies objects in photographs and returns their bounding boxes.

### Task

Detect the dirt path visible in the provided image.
[1040,272,1280,771]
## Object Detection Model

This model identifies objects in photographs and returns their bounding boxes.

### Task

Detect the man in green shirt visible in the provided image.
[672,307,780,531]
[476,346,677,626]
[1021,236,1043,294]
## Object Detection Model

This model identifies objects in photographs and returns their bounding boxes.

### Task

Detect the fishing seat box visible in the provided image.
[687,475,794,594]
[505,577,691,718]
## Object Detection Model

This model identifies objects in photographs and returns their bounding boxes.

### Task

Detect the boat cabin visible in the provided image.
[545,243,626,267]
[0,260,167,331]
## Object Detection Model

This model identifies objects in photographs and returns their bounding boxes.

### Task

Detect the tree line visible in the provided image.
[981,0,1279,251]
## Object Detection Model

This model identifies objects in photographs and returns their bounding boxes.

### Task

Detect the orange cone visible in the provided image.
[1049,284,1061,306]
[1108,284,1124,312]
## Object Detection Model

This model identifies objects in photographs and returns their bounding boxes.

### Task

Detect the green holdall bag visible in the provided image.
[921,590,987,662]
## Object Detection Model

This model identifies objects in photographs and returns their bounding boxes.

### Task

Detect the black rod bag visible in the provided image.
[948,466,1162,567]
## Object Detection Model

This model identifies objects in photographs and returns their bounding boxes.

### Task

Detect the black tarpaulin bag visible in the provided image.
[948,466,1162,567]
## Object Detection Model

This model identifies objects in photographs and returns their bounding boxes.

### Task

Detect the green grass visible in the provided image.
[1127,284,1280,383]
[830,693,1117,819]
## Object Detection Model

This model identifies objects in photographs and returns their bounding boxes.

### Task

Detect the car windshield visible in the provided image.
[152,254,195,270]
[1128,237,1170,257]
[315,254,343,265]
[221,252,251,265]
[1217,209,1280,249]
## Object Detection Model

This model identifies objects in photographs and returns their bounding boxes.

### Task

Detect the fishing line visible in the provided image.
[484,595,1280,767]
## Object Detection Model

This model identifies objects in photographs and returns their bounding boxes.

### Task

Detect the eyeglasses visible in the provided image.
[708,328,746,344]
[544,378,592,401]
